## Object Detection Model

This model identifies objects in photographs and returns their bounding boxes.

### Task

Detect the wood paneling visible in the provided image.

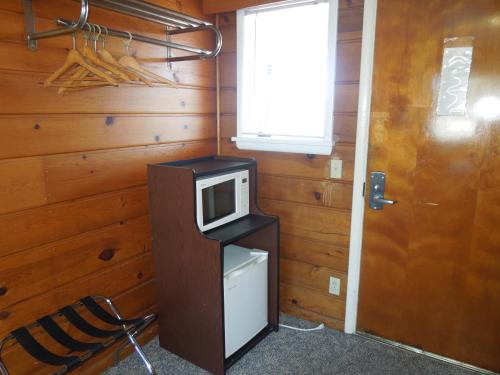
[44,140,215,203]
[260,199,351,248]
[0,72,216,114]
[203,0,282,14]
[334,114,358,143]
[358,0,500,372]
[0,141,215,214]
[338,6,364,33]
[281,234,348,273]
[217,3,362,329]
[0,158,47,214]
[335,84,360,113]
[219,52,236,88]
[280,283,345,321]
[222,141,335,179]
[222,139,355,182]
[281,259,347,298]
[203,0,363,14]
[219,27,236,53]
[0,115,216,159]
[0,186,149,257]
[220,114,237,138]
[259,174,353,210]
[0,216,151,309]
[220,87,237,114]
[0,0,215,372]
[336,40,362,83]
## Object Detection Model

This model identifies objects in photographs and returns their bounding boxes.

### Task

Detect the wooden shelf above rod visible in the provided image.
[22,0,222,61]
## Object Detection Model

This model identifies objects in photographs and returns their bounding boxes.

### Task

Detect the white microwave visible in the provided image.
[196,170,250,232]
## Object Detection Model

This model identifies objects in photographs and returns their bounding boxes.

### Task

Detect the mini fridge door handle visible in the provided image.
[225,267,249,280]
[224,255,267,280]
[254,255,268,264]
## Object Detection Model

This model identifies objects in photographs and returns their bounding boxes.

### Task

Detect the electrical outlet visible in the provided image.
[330,159,343,179]
[329,276,341,296]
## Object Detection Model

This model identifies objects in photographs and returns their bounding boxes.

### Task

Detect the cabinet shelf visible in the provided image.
[205,214,277,245]
[160,155,256,177]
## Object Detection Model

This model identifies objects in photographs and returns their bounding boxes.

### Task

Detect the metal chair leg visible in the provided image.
[0,362,8,375]
[128,335,156,375]
[0,339,9,375]
[113,322,155,371]
[96,296,156,375]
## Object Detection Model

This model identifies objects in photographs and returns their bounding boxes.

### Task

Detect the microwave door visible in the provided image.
[204,187,216,221]
[202,179,236,227]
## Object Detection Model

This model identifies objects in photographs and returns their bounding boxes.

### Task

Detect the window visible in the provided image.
[234,0,338,155]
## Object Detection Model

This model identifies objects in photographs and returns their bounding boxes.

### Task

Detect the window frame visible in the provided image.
[233,0,339,155]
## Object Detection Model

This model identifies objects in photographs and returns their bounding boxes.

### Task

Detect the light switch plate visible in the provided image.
[329,276,341,296]
[330,159,343,179]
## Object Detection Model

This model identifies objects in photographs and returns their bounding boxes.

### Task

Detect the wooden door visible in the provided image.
[358,0,500,372]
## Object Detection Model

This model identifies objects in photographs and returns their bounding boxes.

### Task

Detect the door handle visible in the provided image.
[373,196,396,205]
[369,172,398,210]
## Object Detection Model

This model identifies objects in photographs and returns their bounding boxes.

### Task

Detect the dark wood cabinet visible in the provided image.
[147,156,279,375]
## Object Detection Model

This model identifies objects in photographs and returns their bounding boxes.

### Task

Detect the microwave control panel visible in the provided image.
[241,173,250,215]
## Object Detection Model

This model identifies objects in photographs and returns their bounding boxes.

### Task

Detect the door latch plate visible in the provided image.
[369,172,387,210]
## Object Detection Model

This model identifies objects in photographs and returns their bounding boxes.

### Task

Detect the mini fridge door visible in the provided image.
[223,245,268,358]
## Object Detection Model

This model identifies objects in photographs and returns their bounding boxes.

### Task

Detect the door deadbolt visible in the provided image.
[369,172,397,210]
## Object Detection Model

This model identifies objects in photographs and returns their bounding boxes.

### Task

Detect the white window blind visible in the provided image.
[234,0,338,154]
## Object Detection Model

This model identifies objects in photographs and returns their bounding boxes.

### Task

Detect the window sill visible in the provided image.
[231,136,334,155]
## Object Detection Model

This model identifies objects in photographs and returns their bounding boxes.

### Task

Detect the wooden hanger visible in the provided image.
[99,49,148,84]
[44,32,118,88]
[119,55,176,86]
[56,65,111,94]
[83,25,130,82]
[118,32,176,87]
[97,26,153,87]
[57,25,120,94]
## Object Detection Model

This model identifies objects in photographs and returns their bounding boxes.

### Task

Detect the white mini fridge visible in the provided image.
[223,244,268,358]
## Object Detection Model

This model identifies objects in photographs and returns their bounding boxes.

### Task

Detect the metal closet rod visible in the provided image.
[57,18,222,61]
[23,0,222,60]
[86,0,211,28]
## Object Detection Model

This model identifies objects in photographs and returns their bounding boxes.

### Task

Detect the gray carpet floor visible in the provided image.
[105,314,478,375]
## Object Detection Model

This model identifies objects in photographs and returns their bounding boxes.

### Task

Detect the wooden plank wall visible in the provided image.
[202,0,283,14]
[0,0,215,373]
[218,0,363,330]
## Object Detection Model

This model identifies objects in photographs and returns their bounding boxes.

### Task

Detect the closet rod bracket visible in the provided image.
[22,0,89,51]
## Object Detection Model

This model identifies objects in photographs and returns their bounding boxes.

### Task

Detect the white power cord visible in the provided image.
[279,323,325,332]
